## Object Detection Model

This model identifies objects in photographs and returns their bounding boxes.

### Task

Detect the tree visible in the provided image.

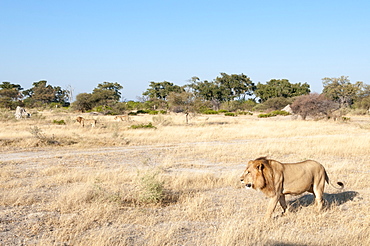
[72,82,123,112]
[143,81,184,100]
[188,79,224,110]
[0,82,24,108]
[353,84,370,111]
[93,82,123,101]
[91,82,123,107]
[322,76,363,107]
[214,73,256,101]
[22,80,68,106]
[187,73,256,110]
[72,93,95,112]
[255,79,310,102]
[291,93,339,120]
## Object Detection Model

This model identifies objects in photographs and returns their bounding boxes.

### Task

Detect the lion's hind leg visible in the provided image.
[313,178,326,212]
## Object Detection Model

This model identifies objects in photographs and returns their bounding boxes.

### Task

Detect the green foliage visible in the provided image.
[225,112,236,116]
[237,111,253,115]
[136,171,164,204]
[126,100,144,110]
[188,73,256,110]
[72,82,123,112]
[52,119,66,125]
[137,109,150,114]
[71,93,95,112]
[143,81,184,100]
[202,110,219,114]
[22,80,68,107]
[0,82,24,108]
[255,79,310,102]
[130,122,156,129]
[258,110,291,118]
[322,76,363,107]
[148,110,159,115]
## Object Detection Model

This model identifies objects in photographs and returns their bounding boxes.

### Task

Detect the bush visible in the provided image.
[225,112,236,117]
[237,111,253,116]
[52,119,66,125]
[148,110,159,115]
[291,93,339,120]
[130,122,156,129]
[258,110,291,118]
[136,171,164,204]
[202,110,219,114]
[137,109,150,114]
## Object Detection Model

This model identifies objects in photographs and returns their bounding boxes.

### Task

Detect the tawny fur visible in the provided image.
[240,157,343,219]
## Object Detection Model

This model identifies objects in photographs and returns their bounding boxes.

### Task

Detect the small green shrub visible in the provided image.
[52,119,66,125]
[225,112,236,117]
[270,110,291,116]
[128,112,138,115]
[148,110,159,115]
[93,105,113,113]
[202,110,219,114]
[238,111,253,115]
[258,110,291,118]
[130,122,156,129]
[137,171,164,204]
[218,109,228,113]
[137,109,150,114]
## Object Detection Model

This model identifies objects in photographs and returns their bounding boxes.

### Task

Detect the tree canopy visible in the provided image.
[143,81,184,100]
[22,80,69,107]
[0,82,24,108]
[72,82,123,112]
[187,73,256,110]
[255,79,310,102]
[322,76,363,107]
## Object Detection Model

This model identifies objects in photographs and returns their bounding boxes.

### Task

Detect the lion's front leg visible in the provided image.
[264,196,279,220]
[279,195,287,214]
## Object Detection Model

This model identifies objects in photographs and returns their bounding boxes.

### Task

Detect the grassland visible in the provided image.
[0,109,369,245]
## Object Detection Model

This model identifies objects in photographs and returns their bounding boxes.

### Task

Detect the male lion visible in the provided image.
[76,116,96,127]
[240,157,343,219]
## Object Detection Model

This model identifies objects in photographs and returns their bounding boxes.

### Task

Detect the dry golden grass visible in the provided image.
[0,110,369,245]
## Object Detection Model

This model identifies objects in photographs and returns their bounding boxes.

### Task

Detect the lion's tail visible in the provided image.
[325,171,344,189]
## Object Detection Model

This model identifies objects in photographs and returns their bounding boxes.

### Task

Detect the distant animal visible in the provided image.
[76,116,96,127]
[114,115,129,121]
[240,157,343,219]
[14,106,31,119]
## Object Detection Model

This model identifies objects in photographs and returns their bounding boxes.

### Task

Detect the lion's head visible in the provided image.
[240,157,275,196]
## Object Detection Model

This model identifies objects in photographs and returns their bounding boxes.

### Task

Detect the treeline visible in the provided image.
[1,73,370,118]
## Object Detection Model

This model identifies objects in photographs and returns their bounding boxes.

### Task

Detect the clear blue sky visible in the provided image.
[1,1,369,101]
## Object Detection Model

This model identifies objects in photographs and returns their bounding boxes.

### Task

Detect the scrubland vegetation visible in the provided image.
[0,110,369,245]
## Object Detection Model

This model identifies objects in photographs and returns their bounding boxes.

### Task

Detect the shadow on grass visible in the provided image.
[288,191,359,212]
